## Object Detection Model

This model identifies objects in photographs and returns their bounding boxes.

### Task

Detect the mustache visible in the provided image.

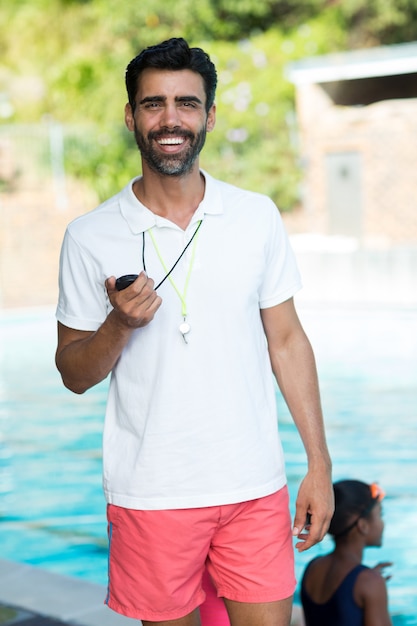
[147,129,194,141]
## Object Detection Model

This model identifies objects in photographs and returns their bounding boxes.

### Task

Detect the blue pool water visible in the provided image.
[0,306,416,623]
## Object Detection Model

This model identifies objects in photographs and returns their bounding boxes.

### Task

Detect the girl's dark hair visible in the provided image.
[125,37,217,113]
[329,480,378,538]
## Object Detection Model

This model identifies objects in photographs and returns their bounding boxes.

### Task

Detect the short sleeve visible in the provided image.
[56,227,109,331]
[258,202,302,308]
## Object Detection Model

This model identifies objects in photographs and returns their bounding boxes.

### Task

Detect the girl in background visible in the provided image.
[300,480,392,626]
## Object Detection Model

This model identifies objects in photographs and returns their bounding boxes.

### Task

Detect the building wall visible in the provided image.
[0,181,96,310]
[294,82,417,244]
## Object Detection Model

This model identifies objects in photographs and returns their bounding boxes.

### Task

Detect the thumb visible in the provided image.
[105,276,117,293]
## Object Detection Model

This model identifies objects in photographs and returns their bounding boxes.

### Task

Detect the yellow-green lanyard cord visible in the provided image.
[147,220,202,341]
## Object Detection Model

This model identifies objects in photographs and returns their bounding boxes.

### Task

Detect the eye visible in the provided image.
[177,99,200,109]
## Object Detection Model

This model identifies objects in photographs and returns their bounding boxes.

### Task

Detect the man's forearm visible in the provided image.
[271,330,330,466]
[56,312,134,394]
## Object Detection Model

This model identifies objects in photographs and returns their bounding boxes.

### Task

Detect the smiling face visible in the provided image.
[125,68,216,177]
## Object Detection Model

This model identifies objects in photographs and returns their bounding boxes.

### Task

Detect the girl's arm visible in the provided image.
[358,569,392,626]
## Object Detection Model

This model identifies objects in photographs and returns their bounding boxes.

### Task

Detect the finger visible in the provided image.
[293,517,313,551]
[142,292,162,317]
[295,529,321,552]
[121,271,149,296]
[294,514,330,552]
[112,273,152,307]
[294,532,311,552]
[374,562,393,580]
[106,275,117,293]
[292,508,310,537]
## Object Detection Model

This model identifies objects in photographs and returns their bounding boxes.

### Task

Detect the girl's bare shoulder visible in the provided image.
[355,565,389,605]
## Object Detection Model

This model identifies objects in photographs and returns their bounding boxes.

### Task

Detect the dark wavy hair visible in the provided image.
[329,480,381,538]
[125,37,217,113]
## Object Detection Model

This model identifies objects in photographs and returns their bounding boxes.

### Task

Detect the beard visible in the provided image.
[133,124,207,176]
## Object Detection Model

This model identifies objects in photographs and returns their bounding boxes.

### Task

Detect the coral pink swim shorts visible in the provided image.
[106,486,296,621]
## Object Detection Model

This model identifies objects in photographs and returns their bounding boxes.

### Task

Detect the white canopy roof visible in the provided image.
[286,40,417,85]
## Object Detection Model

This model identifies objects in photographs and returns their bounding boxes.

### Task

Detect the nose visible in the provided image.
[160,102,181,129]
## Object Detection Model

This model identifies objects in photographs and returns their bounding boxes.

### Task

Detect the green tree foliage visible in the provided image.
[1,0,417,209]
[330,0,417,47]
[182,0,325,40]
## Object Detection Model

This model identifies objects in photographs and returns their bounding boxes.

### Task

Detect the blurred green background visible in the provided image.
[2,0,417,209]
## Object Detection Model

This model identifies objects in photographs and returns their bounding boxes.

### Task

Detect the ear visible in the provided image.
[125,103,135,132]
[357,517,369,535]
[206,104,216,133]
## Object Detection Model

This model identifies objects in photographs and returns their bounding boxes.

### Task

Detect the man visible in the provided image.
[55,37,333,626]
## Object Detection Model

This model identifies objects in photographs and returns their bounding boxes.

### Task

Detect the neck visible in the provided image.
[333,539,365,564]
[133,164,205,229]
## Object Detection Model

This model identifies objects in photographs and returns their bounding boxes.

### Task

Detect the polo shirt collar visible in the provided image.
[119,169,223,234]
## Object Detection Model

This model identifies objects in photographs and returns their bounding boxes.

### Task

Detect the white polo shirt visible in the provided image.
[56,171,302,510]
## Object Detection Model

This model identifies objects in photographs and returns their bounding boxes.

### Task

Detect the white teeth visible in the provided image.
[158,137,184,145]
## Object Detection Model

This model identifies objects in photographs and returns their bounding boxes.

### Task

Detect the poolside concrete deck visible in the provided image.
[0,559,306,626]
[0,559,136,626]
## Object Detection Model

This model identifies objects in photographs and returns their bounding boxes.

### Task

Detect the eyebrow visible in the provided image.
[138,95,204,106]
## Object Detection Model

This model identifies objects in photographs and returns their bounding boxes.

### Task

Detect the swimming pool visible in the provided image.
[0,306,416,623]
